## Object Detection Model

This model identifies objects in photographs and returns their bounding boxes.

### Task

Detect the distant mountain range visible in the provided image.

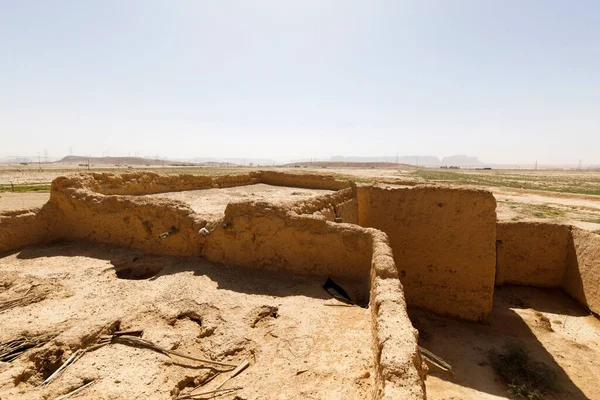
[292,155,486,167]
[55,155,197,166]
[2,154,595,169]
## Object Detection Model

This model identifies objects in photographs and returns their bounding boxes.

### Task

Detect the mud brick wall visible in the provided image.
[564,228,600,316]
[496,222,570,287]
[357,185,497,321]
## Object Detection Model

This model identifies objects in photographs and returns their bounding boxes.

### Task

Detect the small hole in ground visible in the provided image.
[28,347,65,382]
[111,259,163,280]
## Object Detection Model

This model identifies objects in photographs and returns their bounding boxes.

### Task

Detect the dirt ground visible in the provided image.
[0,192,49,212]
[494,188,600,231]
[145,184,333,221]
[0,242,374,400]
[411,286,600,400]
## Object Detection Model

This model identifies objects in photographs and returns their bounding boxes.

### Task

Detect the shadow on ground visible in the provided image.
[410,286,594,400]
[15,241,368,301]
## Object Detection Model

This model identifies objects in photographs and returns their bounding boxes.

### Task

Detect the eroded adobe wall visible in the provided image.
[51,170,350,197]
[357,185,497,321]
[48,173,370,281]
[201,202,371,283]
[259,170,351,190]
[0,204,59,254]
[291,187,359,224]
[369,230,426,399]
[50,182,206,256]
[496,222,570,287]
[563,228,600,316]
[53,172,259,196]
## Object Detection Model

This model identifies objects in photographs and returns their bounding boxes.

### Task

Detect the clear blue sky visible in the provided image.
[1,1,598,164]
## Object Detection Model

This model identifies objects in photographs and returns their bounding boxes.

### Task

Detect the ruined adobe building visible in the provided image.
[1,171,599,399]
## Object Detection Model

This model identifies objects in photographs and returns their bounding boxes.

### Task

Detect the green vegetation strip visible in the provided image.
[0,184,51,192]
[413,170,600,196]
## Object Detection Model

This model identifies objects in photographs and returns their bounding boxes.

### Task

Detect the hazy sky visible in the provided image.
[1,1,599,164]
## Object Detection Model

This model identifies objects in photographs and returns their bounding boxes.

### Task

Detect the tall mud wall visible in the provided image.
[564,228,600,316]
[496,222,570,287]
[357,185,497,321]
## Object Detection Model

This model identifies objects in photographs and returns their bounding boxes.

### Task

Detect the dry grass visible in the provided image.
[0,289,49,313]
[489,342,558,399]
[0,337,46,363]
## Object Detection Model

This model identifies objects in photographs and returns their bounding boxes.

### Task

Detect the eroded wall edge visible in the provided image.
[564,228,600,316]
[369,229,426,399]
[0,205,60,254]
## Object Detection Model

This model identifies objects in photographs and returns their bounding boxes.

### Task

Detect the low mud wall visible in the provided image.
[202,202,371,282]
[496,222,570,287]
[369,230,426,399]
[564,228,600,316]
[51,170,350,197]
[50,188,206,256]
[44,171,356,256]
[357,185,497,321]
[0,205,59,254]
[259,170,351,190]
[291,187,359,224]
[51,172,258,195]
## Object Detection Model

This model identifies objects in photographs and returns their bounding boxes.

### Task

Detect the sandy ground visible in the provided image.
[0,242,374,400]
[412,286,600,400]
[0,192,50,212]
[145,184,333,220]
[494,188,600,231]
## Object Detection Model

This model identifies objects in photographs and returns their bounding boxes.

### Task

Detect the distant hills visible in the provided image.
[292,155,486,167]
[55,156,277,167]
[56,155,195,166]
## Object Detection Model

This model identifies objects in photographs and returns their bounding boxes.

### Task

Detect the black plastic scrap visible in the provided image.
[322,278,368,308]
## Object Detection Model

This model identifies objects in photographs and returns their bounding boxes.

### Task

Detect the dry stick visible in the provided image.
[55,380,96,400]
[214,360,249,390]
[0,292,47,313]
[177,386,243,399]
[189,360,249,398]
[176,371,222,399]
[42,349,86,386]
[323,303,355,307]
[0,339,33,362]
[111,335,237,368]
[419,346,453,377]
[112,329,144,337]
